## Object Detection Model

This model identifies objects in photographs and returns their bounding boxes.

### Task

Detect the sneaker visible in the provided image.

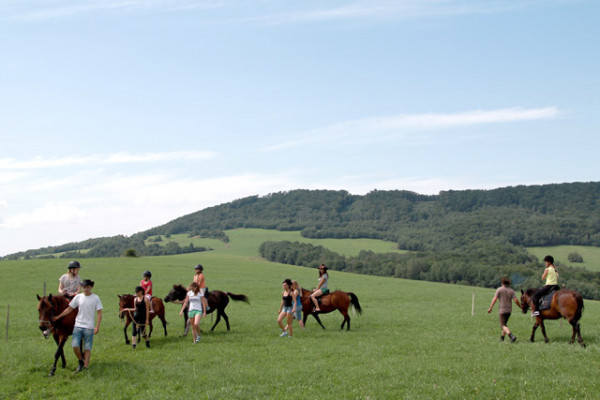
[510,335,517,343]
[279,331,288,337]
[532,311,540,316]
[194,336,201,343]
[75,360,84,373]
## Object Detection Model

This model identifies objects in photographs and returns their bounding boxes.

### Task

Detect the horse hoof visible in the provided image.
[49,370,56,377]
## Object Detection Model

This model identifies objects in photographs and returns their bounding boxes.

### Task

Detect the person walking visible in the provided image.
[277,279,294,338]
[53,279,103,372]
[285,280,305,332]
[531,255,560,316]
[123,286,151,349]
[487,277,521,342]
[58,260,82,300]
[180,282,205,344]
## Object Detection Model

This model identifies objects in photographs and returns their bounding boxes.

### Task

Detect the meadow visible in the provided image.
[1,233,600,399]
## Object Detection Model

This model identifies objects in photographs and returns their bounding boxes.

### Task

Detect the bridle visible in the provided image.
[38,298,56,335]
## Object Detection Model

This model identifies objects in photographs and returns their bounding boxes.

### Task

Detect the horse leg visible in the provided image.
[313,314,326,330]
[161,315,168,336]
[222,310,230,331]
[124,319,131,345]
[570,320,586,347]
[182,308,190,337]
[210,310,222,331]
[339,309,350,331]
[539,320,549,343]
[50,337,67,376]
[530,321,540,342]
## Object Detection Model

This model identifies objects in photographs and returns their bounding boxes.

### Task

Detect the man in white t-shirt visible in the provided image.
[53,279,103,372]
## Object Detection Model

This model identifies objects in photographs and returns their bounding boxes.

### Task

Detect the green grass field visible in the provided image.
[527,245,600,272]
[2,234,600,399]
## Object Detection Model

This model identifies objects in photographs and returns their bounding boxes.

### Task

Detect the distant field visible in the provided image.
[1,246,600,398]
[147,228,407,258]
[527,245,600,272]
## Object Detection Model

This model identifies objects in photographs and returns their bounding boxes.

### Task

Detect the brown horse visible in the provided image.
[36,294,77,376]
[164,284,250,335]
[118,294,168,344]
[301,289,362,330]
[520,288,585,347]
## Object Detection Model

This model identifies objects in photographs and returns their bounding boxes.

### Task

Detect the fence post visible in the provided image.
[5,304,9,342]
[472,293,475,316]
[43,282,47,297]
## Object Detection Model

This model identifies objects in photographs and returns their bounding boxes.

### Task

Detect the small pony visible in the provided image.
[300,289,362,330]
[118,294,168,345]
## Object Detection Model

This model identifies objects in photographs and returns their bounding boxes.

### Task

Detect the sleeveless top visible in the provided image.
[295,291,303,310]
[545,266,558,285]
[282,292,293,307]
[134,297,147,320]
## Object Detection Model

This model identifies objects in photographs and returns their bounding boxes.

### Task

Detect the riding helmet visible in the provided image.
[195,264,203,271]
[143,270,152,278]
[68,260,81,269]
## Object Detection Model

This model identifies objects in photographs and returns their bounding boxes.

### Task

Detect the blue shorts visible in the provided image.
[294,307,302,320]
[72,326,94,351]
[282,306,293,314]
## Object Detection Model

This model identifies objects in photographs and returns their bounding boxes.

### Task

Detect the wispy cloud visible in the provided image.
[1,0,544,23]
[262,107,560,151]
[0,150,217,170]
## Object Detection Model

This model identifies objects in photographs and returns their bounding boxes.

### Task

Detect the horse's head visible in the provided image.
[118,294,134,319]
[37,294,54,338]
[520,288,537,314]
[164,284,186,303]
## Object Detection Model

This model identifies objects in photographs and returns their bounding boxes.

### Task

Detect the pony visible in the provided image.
[520,288,585,347]
[300,289,362,330]
[164,284,249,335]
[117,294,168,345]
[36,294,77,376]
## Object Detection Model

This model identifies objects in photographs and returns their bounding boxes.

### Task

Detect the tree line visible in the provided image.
[259,240,600,300]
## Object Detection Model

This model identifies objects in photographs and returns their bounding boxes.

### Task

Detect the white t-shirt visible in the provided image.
[187,290,204,312]
[69,293,103,329]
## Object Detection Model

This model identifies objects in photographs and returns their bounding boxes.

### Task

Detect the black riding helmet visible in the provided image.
[194,264,203,271]
[143,270,152,278]
[68,260,81,269]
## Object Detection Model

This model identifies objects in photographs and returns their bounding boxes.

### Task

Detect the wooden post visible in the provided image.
[43,282,47,297]
[5,304,9,342]
[472,293,475,316]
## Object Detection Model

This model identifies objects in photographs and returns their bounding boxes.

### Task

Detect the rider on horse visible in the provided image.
[58,260,82,300]
[531,255,559,316]
[310,264,329,312]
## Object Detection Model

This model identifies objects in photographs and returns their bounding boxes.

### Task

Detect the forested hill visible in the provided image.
[144,182,600,250]
[4,181,600,258]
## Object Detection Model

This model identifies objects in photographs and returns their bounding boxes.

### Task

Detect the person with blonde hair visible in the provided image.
[285,280,305,332]
[58,260,82,300]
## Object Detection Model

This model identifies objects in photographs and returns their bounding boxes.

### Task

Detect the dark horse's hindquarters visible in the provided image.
[164,284,249,335]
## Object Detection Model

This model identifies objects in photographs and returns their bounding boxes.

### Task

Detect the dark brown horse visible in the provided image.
[36,294,77,376]
[164,284,249,335]
[520,288,585,347]
[118,294,168,345]
[301,289,362,330]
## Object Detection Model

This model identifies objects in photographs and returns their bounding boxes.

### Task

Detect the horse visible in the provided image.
[520,288,585,347]
[36,294,77,376]
[164,284,249,335]
[301,288,362,330]
[117,294,168,345]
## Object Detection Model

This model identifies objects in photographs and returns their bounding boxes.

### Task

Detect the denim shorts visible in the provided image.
[282,306,293,314]
[294,307,302,320]
[72,326,94,351]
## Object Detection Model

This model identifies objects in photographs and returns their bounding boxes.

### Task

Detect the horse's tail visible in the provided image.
[226,292,250,305]
[574,292,584,322]
[348,292,362,315]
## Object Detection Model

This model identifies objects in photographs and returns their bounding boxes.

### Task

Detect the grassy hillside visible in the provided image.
[147,228,406,258]
[528,245,600,272]
[1,245,600,398]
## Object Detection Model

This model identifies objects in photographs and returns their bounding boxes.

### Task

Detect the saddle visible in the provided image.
[539,289,558,311]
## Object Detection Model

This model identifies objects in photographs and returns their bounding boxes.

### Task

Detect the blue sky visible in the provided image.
[1,0,598,255]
